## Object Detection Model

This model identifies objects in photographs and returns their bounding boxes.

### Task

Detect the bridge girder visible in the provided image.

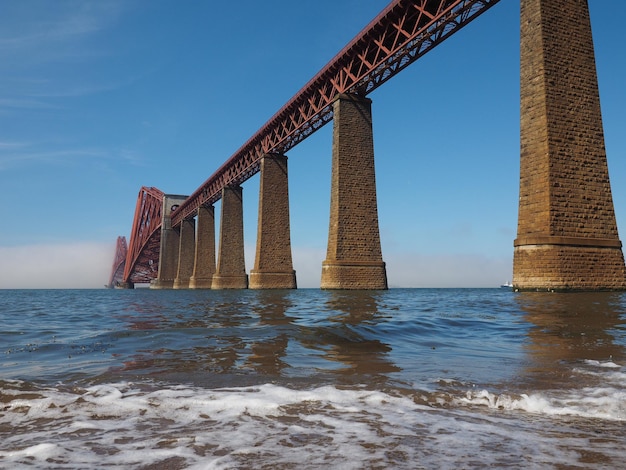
[171,0,500,226]
[122,186,164,285]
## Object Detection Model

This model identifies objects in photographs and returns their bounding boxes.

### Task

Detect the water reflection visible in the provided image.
[110,290,401,387]
[515,292,626,389]
[246,291,294,376]
[298,291,401,385]
[112,292,256,383]
[325,290,382,324]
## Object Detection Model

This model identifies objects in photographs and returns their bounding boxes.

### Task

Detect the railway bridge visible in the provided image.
[108,0,626,291]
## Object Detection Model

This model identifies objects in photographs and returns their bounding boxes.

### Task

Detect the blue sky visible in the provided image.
[1,0,624,289]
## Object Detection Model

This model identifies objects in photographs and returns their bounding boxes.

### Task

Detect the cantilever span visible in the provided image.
[120,186,164,287]
[107,236,127,288]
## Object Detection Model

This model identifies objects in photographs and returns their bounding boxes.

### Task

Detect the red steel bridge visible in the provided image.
[108,0,499,288]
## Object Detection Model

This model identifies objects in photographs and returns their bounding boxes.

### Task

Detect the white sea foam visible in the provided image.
[583,359,621,368]
[3,443,60,462]
[457,360,626,421]
[2,375,625,469]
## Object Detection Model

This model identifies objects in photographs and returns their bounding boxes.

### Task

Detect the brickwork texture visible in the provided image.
[152,195,187,289]
[213,186,249,289]
[189,205,216,289]
[514,0,626,290]
[173,218,195,289]
[250,154,297,289]
[321,93,387,290]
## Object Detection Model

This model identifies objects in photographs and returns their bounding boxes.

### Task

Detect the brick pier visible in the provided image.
[249,154,297,289]
[514,0,626,290]
[212,186,249,289]
[151,194,188,289]
[321,93,387,290]
[189,205,216,289]
[173,218,195,289]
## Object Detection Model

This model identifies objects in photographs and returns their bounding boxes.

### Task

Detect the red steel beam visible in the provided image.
[107,236,127,288]
[172,0,500,226]
[123,186,164,284]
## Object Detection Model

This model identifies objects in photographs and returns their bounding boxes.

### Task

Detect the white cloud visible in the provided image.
[0,147,109,171]
[0,242,114,289]
[0,2,126,54]
[0,140,29,149]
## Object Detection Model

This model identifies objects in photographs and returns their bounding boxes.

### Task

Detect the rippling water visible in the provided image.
[1,288,625,469]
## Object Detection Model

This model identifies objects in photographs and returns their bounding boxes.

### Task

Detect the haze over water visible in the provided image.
[1,288,625,469]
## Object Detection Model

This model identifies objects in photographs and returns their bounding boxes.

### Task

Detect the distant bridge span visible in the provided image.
[111,0,626,291]
[108,186,163,287]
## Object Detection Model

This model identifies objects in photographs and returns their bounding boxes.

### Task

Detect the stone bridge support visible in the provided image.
[151,194,188,289]
[173,218,196,289]
[189,205,216,289]
[212,185,249,289]
[514,0,626,290]
[321,93,387,290]
[250,154,297,289]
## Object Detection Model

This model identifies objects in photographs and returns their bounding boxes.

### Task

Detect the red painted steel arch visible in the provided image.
[122,186,164,285]
[107,236,127,288]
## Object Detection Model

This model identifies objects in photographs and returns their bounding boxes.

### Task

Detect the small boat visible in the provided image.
[500,281,513,288]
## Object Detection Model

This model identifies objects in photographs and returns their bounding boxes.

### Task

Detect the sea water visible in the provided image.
[1,288,625,469]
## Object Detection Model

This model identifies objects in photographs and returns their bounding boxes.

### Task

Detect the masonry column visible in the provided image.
[514,0,626,291]
[151,194,188,289]
[212,185,249,289]
[250,153,297,289]
[321,93,387,290]
[173,218,196,289]
[189,204,216,289]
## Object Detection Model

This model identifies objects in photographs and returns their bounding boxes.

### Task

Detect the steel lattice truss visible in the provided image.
[123,186,164,284]
[172,0,500,226]
[107,236,128,288]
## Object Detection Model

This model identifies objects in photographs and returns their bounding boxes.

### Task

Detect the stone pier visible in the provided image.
[321,93,387,290]
[250,154,297,289]
[212,185,249,289]
[189,205,216,289]
[513,0,626,291]
[151,194,188,289]
[173,218,196,289]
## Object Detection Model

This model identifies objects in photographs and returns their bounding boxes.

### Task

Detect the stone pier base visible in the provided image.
[212,274,249,289]
[249,271,297,289]
[513,239,626,291]
[321,261,387,290]
[189,278,213,289]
